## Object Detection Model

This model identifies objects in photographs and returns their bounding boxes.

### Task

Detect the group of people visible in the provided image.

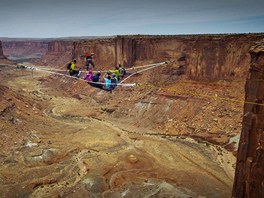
[67,52,95,78]
[66,53,126,91]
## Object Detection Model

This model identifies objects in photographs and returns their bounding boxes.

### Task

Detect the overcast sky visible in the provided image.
[0,0,264,38]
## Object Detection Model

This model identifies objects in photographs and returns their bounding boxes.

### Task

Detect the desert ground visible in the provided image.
[0,62,245,197]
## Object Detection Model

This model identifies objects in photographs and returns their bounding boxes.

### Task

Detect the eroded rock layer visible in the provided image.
[34,40,73,66]
[0,40,16,65]
[114,34,264,80]
[232,40,264,197]
[0,40,6,59]
[1,34,264,197]
[35,34,264,80]
[0,68,235,197]
[2,40,48,62]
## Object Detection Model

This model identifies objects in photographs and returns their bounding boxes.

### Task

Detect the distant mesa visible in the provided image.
[0,40,16,65]
[0,40,6,59]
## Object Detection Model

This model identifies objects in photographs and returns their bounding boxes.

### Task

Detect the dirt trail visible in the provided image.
[0,67,235,197]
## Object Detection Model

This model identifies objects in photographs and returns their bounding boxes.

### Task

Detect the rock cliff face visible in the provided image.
[36,39,117,68]
[114,34,264,80]
[34,34,264,79]
[74,39,116,68]
[0,61,236,198]
[2,41,48,62]
[0,41,16,65]
[34,40,73,66]
[232,41,264,197]
[0,41,6,59]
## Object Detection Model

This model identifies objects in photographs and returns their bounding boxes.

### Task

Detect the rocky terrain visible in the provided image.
[34,40,73,67]
[0,40,16,65]
[232,40,264,197]
[2,40,48,63]
[0,34,263,197]
[0,64,235,198]
[34,34,264,79]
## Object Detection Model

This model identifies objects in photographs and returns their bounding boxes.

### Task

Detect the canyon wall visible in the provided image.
[33,34,264,79]
[34,40,73,66]
[0,41,5,59]
[2,41,48,61]
[36,38,116,69]
[70,34,264,79]
[114,34,264,80]
[0,41,16,65]
[74,39,116,69]
[232,41,264,197]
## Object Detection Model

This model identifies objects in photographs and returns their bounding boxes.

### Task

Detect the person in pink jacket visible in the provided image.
[84,69,93,82]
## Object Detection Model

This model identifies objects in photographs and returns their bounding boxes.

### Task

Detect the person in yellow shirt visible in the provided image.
[109,66,120,81]
[68,59,81,78]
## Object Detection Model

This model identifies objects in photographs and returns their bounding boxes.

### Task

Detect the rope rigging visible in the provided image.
[2,61,168,87]
[1,60,263,107]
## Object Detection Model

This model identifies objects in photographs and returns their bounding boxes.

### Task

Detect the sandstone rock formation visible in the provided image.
[232,40,264,197]
[3,35,264,197]
[35,34,264,80]
[2,40,48,62]
[74,39,116,69]
[0,40,6,59]
[0,66,236,197]
[114,34,264,80]
[34,40,73,66]
[0,40,16,65]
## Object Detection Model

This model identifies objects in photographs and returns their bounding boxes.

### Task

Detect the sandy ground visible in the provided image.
[0,66,237,197]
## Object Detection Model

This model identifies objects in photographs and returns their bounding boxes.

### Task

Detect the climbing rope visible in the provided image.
[17,64,137,87]
[120,61,167,84]
[2,63,263,106]
[20,61,168,86]
[16,61,170,75]
[5,61,168,87]
[125,61,169,71]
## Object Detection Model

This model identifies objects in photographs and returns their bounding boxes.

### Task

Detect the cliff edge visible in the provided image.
[0,41,16,65]
[232,40,264,197]
[0,40,6,59]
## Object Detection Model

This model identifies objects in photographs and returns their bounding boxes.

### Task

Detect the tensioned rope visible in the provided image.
[1,61,167,87]
[1,64,128,86]
[31,62,167,86]
[120,62,168,84]
[13,61,264,83]
[22,65,264,83]
[24,61,170,73]
[1,63,263,106]
[29,66,136,87]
